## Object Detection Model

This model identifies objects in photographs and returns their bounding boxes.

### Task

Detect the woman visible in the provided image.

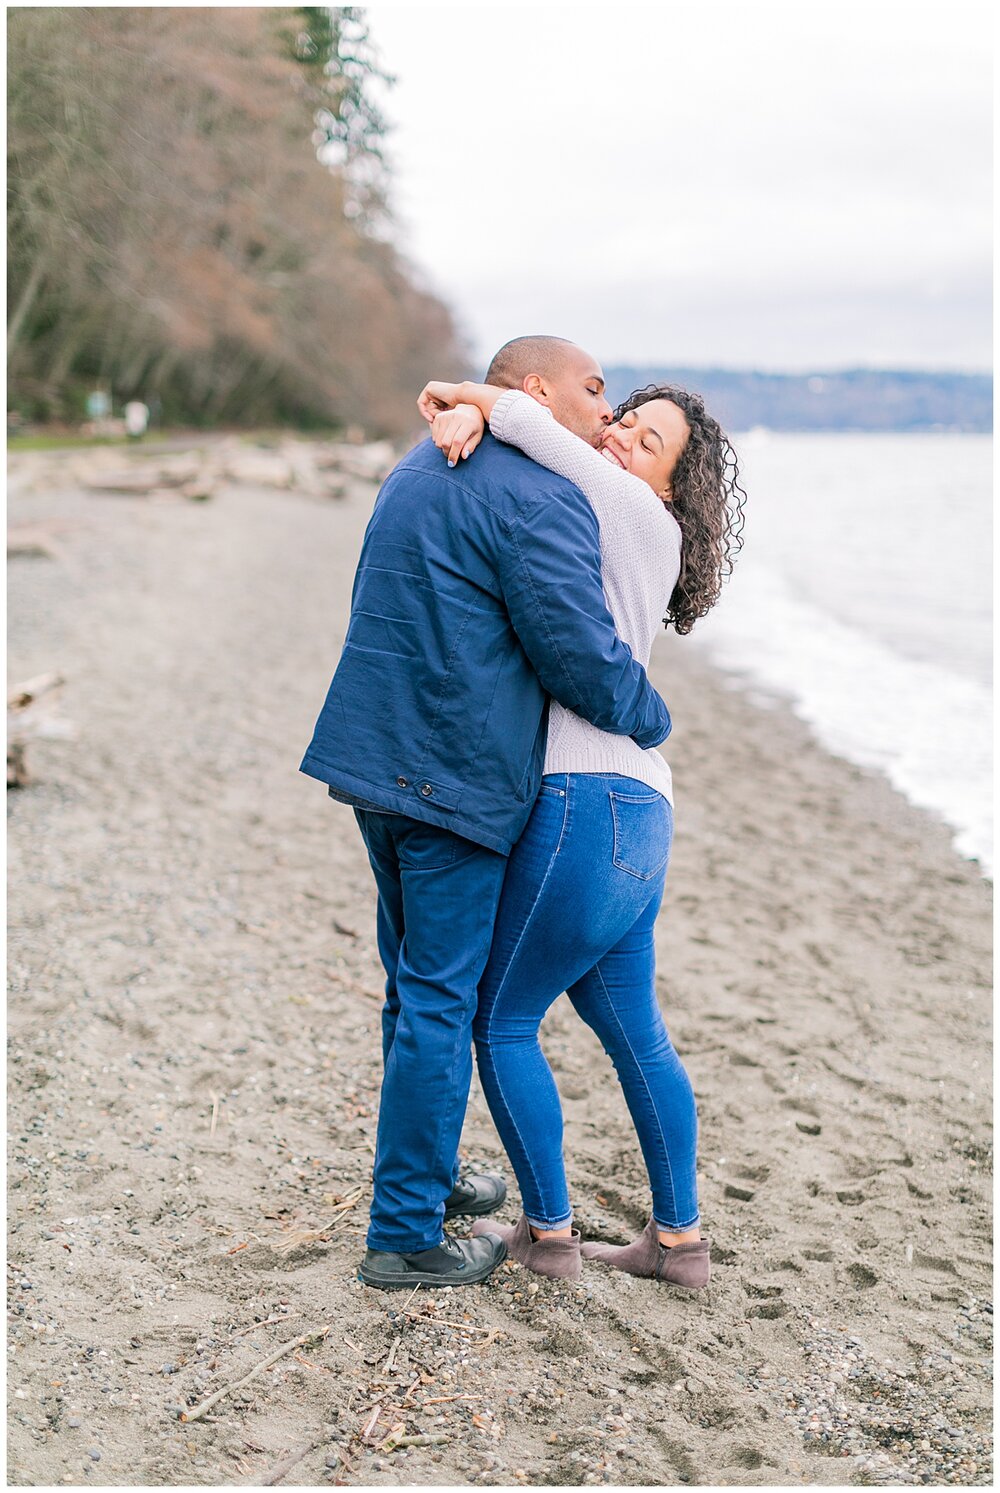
[417,376,745,1285]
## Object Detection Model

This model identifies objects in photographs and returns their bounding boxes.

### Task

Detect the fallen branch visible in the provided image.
[180,1323,331,1423]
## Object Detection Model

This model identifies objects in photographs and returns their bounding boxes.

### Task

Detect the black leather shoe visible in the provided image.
[359,1231,507,1290]
[443,1172,507,1221]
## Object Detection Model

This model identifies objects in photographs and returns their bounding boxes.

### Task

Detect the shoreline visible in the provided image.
[8,462,992,1486]
[683,643,992,882]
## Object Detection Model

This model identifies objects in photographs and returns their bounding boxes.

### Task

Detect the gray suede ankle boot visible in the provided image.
[582,1218,710,1288]
[472,1213,581,1280]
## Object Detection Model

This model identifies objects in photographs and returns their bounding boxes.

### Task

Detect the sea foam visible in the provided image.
[688,433,992,876]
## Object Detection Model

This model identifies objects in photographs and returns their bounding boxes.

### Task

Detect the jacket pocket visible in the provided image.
[609,790,672,880]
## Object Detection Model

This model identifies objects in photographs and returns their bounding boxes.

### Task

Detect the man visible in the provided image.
[300,336,672,1289]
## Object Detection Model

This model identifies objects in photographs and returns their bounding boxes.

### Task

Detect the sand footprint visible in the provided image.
[647,1429,698,1484]
[727,1444,773,1470]
[910,1249,960,1275]
[580,1182,653,1239]
[747,1299,790,1319]
[781,1095,821,1118]
[846,1262,879,1289]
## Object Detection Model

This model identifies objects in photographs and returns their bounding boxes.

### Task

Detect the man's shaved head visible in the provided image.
[485,335,577,388]
[484,335,612,446]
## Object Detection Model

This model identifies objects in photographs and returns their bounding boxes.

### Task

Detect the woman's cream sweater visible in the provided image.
[490,390,681,803]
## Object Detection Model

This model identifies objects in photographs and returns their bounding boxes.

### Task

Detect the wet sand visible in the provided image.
[7,448,992,1486]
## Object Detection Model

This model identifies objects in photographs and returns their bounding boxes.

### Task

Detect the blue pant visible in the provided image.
[473,774,699,1231]
[354,810,507,1253]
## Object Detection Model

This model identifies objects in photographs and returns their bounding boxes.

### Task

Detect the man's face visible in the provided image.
[536,347,613,447]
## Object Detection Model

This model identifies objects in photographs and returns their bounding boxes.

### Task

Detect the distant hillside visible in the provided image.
[603,368,992,433]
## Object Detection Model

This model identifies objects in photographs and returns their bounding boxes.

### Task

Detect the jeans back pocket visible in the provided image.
[609,790,672,880]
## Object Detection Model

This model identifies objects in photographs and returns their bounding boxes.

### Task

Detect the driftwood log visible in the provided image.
[8,672,64,711]
[7,672,70,787]
[7,529,57,560]
[7,741,29,789]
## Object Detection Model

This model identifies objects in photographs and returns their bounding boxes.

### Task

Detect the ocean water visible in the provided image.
[689,432,993,875]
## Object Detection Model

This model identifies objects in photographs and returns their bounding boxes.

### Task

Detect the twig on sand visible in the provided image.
[361,1404,382,1440]
[271,1185,366,1255]
[334,1444,355,1474]
[401,1308,493,1335]
[210,1092,220,1136]
[326,1186,366,1216]
[422,1393,483,1405]
[383,1335,402,1375]
[180,1324,331,1423]
[260,1437,322,1486]
[381,1431,451,1451]
[232,1312,300,1338]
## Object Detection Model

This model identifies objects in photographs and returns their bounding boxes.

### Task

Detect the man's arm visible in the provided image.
[496,485,670,749]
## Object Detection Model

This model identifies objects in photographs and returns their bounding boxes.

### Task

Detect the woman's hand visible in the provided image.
[431,403,485,465]
[418,379,505,426]
[418,380,469,424]
[418,378,508,462]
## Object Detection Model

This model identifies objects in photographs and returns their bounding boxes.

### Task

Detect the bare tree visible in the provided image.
[7,6,467,431]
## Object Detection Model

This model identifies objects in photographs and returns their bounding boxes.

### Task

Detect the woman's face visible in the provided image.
[599,398,690,499]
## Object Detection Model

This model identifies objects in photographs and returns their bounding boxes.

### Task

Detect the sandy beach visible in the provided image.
[7,445,992,1487]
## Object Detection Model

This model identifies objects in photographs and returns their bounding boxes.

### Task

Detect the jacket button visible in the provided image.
[419,783,433,797]
[396,776,408,788]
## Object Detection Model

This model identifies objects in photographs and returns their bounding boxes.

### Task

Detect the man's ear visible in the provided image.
[522,373,550,405]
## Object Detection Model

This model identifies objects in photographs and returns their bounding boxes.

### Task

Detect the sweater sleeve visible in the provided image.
[489,388,650,526]
[495,484,671,750]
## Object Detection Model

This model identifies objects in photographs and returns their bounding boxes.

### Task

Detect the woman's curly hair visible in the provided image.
[614,384,746,635]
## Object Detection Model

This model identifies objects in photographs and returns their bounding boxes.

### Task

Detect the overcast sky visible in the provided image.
[366,2,992,373]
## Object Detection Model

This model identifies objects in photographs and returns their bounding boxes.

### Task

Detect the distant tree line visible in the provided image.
[7,7,468,433]
[604,367,992,434]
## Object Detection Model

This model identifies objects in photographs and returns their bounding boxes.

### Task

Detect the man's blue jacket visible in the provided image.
[299,431,671,855]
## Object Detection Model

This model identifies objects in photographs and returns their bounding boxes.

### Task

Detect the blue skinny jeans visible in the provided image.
[473,773,699,1232]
